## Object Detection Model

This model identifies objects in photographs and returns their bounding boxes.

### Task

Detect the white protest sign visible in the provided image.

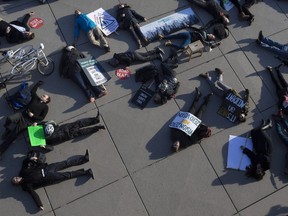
[87,8,119,36]
[169,111,202,136]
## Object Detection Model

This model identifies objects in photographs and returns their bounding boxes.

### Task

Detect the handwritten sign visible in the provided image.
[29,17,44,29]
[77,57,110,86]
[115,68,131,80]
[87,8,119,36]
[217,92,247,123]
[169,111,202,136]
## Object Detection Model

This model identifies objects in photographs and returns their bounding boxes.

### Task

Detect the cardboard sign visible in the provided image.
[29,17,44,29]
[28,126,46,146]
[87,8,119,36]
[169,111,202,136]
[77,57,111,86]
[217,92,247,123]
[140,7,199,42]
[227,135,252,171]
[115,68,131,80]
[131,85,154,109]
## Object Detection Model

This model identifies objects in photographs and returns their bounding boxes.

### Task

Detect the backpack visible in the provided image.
[6,82,32,110]
[213,23,229,40]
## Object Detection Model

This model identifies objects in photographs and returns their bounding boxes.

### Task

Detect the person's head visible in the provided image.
[246,164,265,180]
[65,45,76,52]
[75,9,82,16]
[44,124,54,136]
[23,31,35,40]
[172,140,180,152]
[238,113,246,122]
[40,94,51,104]
[108,54,120,67]
[207,33,215,41]
[153,93,163,105]
[11,176,23,185]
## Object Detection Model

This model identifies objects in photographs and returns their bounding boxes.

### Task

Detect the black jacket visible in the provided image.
[117,6,145,30]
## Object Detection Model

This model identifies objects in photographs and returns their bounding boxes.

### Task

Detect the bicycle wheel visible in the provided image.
[37,57,54,76]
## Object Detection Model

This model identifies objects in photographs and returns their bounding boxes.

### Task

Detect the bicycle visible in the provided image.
[0,43,54,89]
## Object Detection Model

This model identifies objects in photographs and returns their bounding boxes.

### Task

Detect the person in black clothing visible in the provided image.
[60,46,107,103]
[11,149,94,211]
[36,112,105,150]
[108,47,164,68]
[116,3,148,48]
[0,81,50,156]
[266,65,288,115]
[187,0,230,25]
[171,87,213,152]
[240,120,273,180]
[153,51,180,105]
[199,68,249,122]
[0,12,35,44]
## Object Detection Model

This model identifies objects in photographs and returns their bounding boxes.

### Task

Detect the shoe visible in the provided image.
[156,47,165,55]
[266,66,273,72]
[29,11,35,15]
[199,73,208,79]
[86,168,95,180]
[195,87,202,101]
[255,39,261,45]
[84,149,90,162]
[158,34,164,40]
[238,12,250,21]
[245,88,249,95]
[97,90,107,98]
[215,68,223,75]
[258,30,264,41]
[165,40,172,46]
[104,46,110,53]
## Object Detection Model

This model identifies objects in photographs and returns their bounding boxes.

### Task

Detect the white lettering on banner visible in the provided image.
[169,111,202,136]
[227,105,236,112]
[225,93,246,109]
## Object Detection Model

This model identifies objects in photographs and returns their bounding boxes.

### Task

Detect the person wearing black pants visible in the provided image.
[171,87,213,152]
[108,47,164,68]
[241,121,272,180]
[12,150,94,210]
[266,65,288,115]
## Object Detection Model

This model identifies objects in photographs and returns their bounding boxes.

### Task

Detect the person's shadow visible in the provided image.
[266,205,288,216]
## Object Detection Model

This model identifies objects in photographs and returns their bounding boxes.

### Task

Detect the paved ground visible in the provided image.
[0,0,288,215]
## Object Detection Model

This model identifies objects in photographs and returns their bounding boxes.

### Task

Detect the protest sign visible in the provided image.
[77,57,111,86]
[169,111,202,136]
[29,17,44,29]
[87,8,119,36]
[28,126,46,147]
[131,85,154,109]
[115,68,131,80]
[140,7,199,42]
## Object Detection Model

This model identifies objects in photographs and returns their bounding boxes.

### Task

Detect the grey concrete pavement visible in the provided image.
[0,0,288,215]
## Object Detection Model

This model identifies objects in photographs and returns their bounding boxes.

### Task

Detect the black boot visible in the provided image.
[86,168,95,180]
[84,149,90,162]
[194,87,202,101]
[69,169,86,178]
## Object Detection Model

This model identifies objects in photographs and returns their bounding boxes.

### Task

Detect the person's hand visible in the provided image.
[39,206,44,211]
[144,18,147,22]
[40,145,45,148]
[28,112,34,117]
[32,122,38,126]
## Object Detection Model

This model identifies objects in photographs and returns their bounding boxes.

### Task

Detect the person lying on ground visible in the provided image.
[108,47,164,68]
[199,68,249,122]
[60,45,107,103]
[116,3,148,49]
[256,30,288,59]
[240,120,272,181]
[0,81,50,158]
[74,9,110,52]
[171,87,213,152]
[0,12,35,44]
[11,149,94,211]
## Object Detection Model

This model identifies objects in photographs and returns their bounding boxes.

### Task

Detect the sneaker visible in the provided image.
[215,68,223,75]
[86,168,95,180]
[199,73,208,79]
[97,90,107,99]
[266,66,273,72]
[255,39,261,45]
[84,149,90,162]
[238,12,250,21]
[258,30,264,41]
[156,47,165,55]
[104,46,110,53]
[165,40,172,46]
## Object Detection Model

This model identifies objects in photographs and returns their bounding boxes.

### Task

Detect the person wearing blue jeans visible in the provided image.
[257,31,288,59]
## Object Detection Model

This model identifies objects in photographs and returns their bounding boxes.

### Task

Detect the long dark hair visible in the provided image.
[245,164,265,181]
